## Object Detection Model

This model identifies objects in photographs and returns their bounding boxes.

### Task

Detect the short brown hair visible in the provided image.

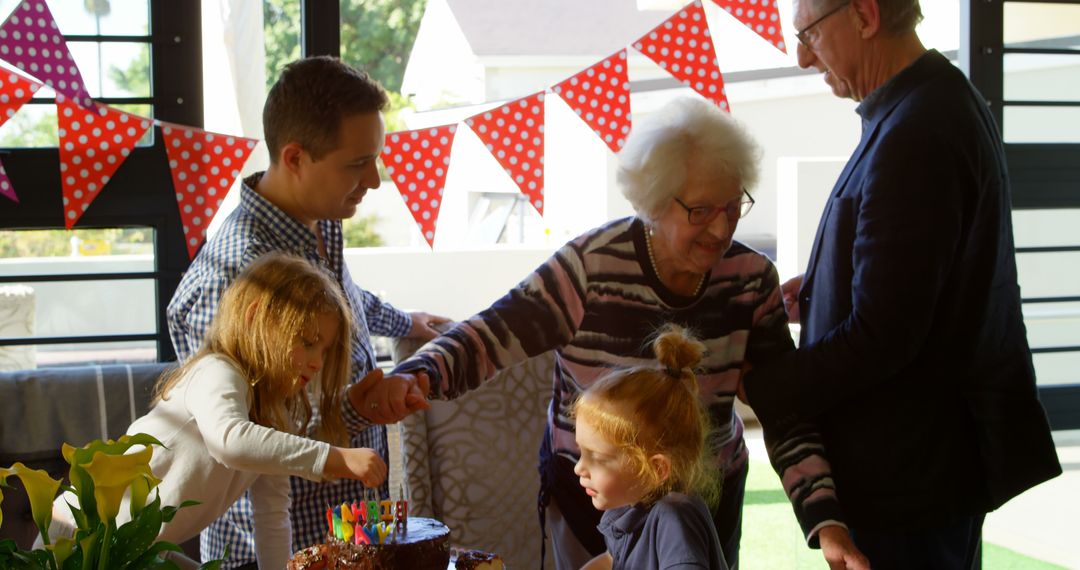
[263,56,389,163]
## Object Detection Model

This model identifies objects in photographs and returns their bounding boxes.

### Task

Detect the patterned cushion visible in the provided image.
[393,338,553,570]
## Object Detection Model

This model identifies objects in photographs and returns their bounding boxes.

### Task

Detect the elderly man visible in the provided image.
[743,1,1062,569]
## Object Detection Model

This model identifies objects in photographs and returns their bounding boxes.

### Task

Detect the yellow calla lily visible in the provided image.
[129,468,162,517]
[0,463,62,536]
[81,446,155,522]
[45,535,76,566]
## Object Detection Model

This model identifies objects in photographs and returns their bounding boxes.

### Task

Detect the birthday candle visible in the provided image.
[332,514,342,540]
[355,524,372,545]
[351,502,362,525]
[326,507,333,536]
[396,484,408,526]
[377,521,392,543]
[366,498,379,530]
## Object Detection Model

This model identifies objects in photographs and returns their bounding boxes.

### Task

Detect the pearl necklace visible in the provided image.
[645,229,705,297]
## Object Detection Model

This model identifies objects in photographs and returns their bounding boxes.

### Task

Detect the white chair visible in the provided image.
[392,337,555,570]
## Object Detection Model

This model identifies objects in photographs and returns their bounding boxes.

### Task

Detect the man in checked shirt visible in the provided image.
[167,56,450,569]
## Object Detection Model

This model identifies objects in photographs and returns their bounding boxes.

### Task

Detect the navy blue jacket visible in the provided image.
[745,50,1060,531]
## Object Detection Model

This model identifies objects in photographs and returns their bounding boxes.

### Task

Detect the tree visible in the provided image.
[339,0,426,94]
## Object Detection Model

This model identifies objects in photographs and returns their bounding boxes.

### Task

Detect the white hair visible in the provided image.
[617,98,762,223]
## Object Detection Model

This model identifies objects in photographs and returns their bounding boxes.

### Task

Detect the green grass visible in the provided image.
[739,462,1066,569]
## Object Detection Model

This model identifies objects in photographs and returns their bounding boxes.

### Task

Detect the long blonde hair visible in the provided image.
[157,252,352,445]
[573,324,721,507]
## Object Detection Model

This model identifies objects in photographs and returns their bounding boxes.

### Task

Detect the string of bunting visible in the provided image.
[0,0,786,251]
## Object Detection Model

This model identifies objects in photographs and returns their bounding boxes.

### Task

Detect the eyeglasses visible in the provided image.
[673,190,755,225]
[795,1,850,47]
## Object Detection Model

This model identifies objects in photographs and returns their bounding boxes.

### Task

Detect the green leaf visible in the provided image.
[196,543,229,570]
[125,541,182,570]
[109,496,164,568]
[159,500,199,523]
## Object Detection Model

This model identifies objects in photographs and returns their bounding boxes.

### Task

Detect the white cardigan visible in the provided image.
[114,355,329,568]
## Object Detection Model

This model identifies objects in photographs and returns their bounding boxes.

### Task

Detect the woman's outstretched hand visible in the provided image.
[325,446,388,488]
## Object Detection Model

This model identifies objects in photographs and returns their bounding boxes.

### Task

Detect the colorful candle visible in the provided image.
[326,507,333,536]
[355,524,372,545]
[379,499,394,523]
[351,502,362,525]
[377,521,392,543]
[366,498,379,530]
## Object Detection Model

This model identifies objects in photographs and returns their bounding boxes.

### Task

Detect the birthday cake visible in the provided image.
[287,517,450,570]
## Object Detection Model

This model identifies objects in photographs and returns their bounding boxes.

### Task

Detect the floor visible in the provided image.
[743,425,1080,569]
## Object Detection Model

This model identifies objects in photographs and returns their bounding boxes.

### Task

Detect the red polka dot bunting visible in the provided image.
[0,158,16,203]
[465,91,546,216]
[711,0,787,53]
[56,94,152,228]
[381,124,457,248]
[633,1,730,112]
[552,49,631,154]
[161,123,258,260]
[0,0,95,108]
[0,70,39,128]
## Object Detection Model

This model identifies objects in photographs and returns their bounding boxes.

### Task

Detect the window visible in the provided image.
[0,0,201,367]
[967,0,1080,429]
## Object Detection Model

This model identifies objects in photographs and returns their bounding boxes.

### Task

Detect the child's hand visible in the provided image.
[325,447,388,488]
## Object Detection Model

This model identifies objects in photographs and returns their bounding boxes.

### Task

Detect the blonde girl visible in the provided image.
[50,253,387,568]
[575,325,727,570]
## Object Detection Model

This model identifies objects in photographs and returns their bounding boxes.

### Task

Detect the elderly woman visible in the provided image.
[393,98,796,569]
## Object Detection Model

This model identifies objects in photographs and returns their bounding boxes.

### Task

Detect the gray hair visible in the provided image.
[617,98,761,223]
[809,0,923,35]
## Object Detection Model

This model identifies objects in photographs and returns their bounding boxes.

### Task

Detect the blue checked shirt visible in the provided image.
[166,173,412,568]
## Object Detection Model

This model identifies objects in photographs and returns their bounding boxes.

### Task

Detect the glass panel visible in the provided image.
[1003,105,1080,143]
[1024,301,1080,347]
[68,41,150,99]
[1013,209,1080,248]
[0,0,150,36]
[263,0,301,94]
[1017,251,1080,299]
[1032,352,1080,386]
[29,340,157,367]
[0,228,155,261]
[1004,54,1080,103]
[0,278,156,338]
[0,101,58,146]
[1003,3,1080,48]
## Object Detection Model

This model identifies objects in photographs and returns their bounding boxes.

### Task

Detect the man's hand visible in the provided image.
[781,274,805,324]
[407,311,452,341]
[347,369,431,424]
[819,525,871,570]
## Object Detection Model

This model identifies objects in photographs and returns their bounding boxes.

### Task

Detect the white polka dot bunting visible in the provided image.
[633,1,730,112]
[380,124,457,248]
[710,0,786,53]
[0,157,16,203]
[465,91,546,216]
[56,94,152,228]
[0,0,95,108]
[0,71,39,130]
[552,49,631,154]
[161,123,258,260]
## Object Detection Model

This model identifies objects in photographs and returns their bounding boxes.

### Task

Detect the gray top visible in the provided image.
[598,493,728,570]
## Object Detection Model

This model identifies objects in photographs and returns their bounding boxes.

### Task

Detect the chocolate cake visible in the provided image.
[454,549,505,570]
[287,517,451,570]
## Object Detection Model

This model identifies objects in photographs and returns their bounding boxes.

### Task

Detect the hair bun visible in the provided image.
[653,324,705,375]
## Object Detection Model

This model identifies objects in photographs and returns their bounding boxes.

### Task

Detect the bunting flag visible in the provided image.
[56,94,152,228]
[0,69,38,127]
[0,71,39,203]
[0,0,95,108]
[0,158,15,202]
[381,124,457,248]
[552,49,631,154]
[711,0,787,53]
[633,1,730,111]
[465,91,546,216]
[161,123,257,259]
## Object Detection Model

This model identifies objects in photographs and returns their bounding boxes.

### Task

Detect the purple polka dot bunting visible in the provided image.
[0,0,95,108]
